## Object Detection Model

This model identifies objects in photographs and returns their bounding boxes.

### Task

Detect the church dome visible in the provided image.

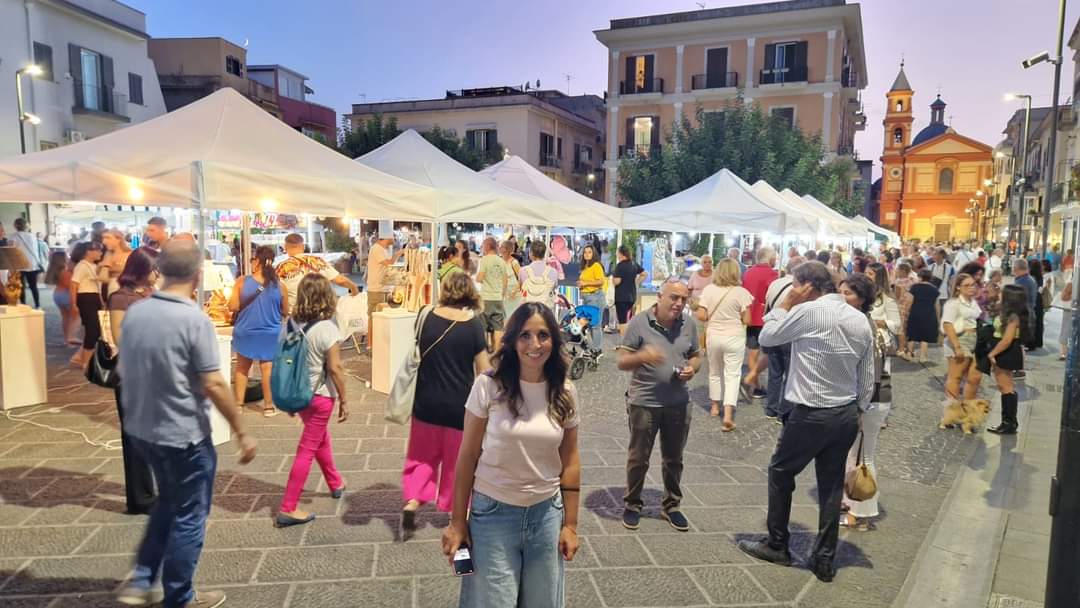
[912,123,948,146]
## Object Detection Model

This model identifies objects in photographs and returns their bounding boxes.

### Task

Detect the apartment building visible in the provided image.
[594,0,867,205]
[346,87,606,199]
[148,38,336,142]
[0,0,167,228]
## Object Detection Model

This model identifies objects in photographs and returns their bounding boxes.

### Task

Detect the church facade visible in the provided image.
[877,66,993,242]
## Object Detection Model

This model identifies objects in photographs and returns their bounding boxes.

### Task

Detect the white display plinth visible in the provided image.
[211,334,233,446]
[638,290,658,315]
[372,309,418,394]
[0,306,47,410]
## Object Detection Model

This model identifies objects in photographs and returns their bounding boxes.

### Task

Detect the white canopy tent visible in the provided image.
[750,180,828,239]
[358,131,621,229]
[855,215,901,245]
[799,193,868,240]
[775,189,861,239]
[479,155,622,228]
[0,88,440,219]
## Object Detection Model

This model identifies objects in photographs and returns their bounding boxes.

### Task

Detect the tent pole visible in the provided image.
[708,233,715,257]
[241,212,252,276]
[430,221,440,303]
[617,228,624,249]
[670,232,677,261]
[192,161,207,306]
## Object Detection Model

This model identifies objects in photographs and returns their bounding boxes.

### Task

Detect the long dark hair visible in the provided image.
[70,241,101,264]
[454,239,471,271]
[867,262,891,302]
[118,248,157,289]
[840,273,876,314]
[253,245,278,285]
[580,244,599,269]
[44,250,68,285]
[1030,258,1044,287]
[490,303,575,425]
[1000,284,1031,343]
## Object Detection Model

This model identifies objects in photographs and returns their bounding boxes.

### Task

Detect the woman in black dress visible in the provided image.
[1029,259,1046,349]
[987,285,1030,435]
[904,268,940,363]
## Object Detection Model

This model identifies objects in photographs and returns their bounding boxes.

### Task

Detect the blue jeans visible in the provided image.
[459,491,565,608]
[581,292,605,351]
[129,437,217,608]
[762,344,791,419]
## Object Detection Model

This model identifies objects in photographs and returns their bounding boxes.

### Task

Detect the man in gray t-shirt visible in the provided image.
[616,280,702,532]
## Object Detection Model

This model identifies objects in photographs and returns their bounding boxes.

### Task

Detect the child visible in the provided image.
[903,268,940,363]
[44,250,78,345]
[275,274,349,528]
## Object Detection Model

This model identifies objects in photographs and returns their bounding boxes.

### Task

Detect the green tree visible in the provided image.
[617,95,854,217]
[339,114,402,158]
[421,126,504,170]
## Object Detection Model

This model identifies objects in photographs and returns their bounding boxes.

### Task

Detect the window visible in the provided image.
[80,49,102,111]
[557,137,563,160]
[33,42,53,81]
[634,117,653,152]
[770,107,795,129]
[939,168,954,194]
[225,56,243,77]
[39,141,58,151]
[623,54,656,94]
[128,73,143,105]
[895,100,903,112]
[763,41,808,84]
[893,128,904,144]
[540,133,556,166]
[465,129,497,153]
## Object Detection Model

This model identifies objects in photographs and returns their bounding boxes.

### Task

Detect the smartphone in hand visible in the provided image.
[453,543,475,576]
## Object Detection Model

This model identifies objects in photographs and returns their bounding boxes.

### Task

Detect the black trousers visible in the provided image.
[1034,304,1045,348]
[114,384,156,513]
[19,270,41,308]
[76,293,102,349]
[766,402,859,564]
[624,402,691,513]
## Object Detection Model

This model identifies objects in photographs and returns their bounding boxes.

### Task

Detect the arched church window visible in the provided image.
[893,128,903,144]
[939,168,954,194]
[895,100,903,112]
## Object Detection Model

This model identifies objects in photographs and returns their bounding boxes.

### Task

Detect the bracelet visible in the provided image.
[560,486,580,492]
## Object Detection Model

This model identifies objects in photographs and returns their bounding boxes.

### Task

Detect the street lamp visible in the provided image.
[1004,93,1033,253]
[15,64,43,155]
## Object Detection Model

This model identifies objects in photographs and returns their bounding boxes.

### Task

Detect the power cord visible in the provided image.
[2,383,122,451]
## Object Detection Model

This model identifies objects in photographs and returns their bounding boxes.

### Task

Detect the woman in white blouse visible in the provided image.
[941,273,983,401]
[68,241,105,368]
[442,302,581,608]
[865,263,901,431]
[694,258,753,429]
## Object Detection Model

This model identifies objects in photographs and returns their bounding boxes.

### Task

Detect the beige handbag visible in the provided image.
[844,431,877,501]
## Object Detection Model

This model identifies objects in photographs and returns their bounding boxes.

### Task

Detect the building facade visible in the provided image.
[346,87,606,199]
[0,0,167,228]
[148,38,335,142]
[878,66,992,242]
[594,0,867,205]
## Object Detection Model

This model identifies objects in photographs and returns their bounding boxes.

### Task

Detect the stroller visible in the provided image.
[559,298,602,380]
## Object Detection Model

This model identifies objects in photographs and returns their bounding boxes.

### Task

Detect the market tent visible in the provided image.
[776,189,862,239]
[855,215,901,245]
[358,130,621,229]
[0,87,439,219]
[749,180,827,238]
[479,155,622,228]
[620,168,787,234]
[799,193,868,239]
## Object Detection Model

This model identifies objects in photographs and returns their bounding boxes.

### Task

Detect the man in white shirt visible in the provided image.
[952,243,976,268]
[364,229,404,348]
[987,248,1004,273]
[930,248,954,305]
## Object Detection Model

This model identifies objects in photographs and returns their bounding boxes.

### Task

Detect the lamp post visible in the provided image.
[1005,93,1033,254]
[15,64,43,155]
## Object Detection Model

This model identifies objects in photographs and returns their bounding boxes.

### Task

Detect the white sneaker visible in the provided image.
[117,584,163,607]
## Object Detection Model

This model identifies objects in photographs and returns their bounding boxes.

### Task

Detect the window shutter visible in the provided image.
[764,43,777,70]
[465,129,476,149]
[706,48,727,86]
[128,73,143,105]
[557,137,563,159]
[574,143,581,166]
[486,130,497,154]
[68,44,84,108]
[33,43,53,81]
[625,117,634,150]
[101,54,115,112]
[644,56,655,90]
[794,41,808,80]
[624,56,635,91]
[650,116,660,147]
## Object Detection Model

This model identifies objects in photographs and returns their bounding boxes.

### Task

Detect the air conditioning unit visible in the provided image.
[65,129,85,143]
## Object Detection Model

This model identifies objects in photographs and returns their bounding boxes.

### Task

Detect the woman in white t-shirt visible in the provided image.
[68,241,104,368]
[694,258,753,430]
[275,274,349,528]
[442,302,581,608]
[1054,276,1074,361]
[941,273,983,401]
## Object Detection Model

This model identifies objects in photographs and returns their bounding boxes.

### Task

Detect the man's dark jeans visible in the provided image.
[624,402,691,513]
[766,403,859,565]
[761,344,791,419]
[129,436,216,608]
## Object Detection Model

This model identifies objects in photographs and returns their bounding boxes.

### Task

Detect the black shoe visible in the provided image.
[661,510,690,532]
[736,539,792,566]
[274,512,315,528]
[752,389,767,399]
[809,557,837,582]
[401,509,417,541]
[987,421,1018,435]
[621,509,641,530]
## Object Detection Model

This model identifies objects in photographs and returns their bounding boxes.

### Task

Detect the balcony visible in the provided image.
[841,66,859,88]
[759,65,809,85]
[540,154,561,168]
[72,82,130,122]
[619,78,664,95]
[618,144,660,159]
[691,72,739,90]
[572,162,592,175]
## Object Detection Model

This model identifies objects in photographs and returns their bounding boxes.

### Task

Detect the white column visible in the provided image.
[674,102,683,127]
[826,29,837,83]
[610,50,620,98]
[675,45,685,94]
[607,166,618,206]
[822,91,834,153]
[746,38,757,88]
[608,105,620,206]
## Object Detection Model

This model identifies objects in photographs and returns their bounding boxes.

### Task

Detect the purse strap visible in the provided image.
[415,306,457,361]
[854,430,865,466]
[706,287,733,321]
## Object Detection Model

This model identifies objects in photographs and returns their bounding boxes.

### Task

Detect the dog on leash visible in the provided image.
[939,399,992,434]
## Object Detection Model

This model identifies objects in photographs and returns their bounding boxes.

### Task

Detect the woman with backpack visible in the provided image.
[401,272,490,538]
[275,274,348,528]
[519,240,559,310]
[986,285,1031,435]
[229,245,288,417]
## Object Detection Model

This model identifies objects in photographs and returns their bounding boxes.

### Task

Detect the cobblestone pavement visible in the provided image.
[0,296,1003,607]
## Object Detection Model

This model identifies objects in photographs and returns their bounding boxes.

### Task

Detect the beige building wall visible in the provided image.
[147,38,247,89]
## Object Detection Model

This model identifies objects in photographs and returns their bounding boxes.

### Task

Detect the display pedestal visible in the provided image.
[211,333,233,446]
[638,290,658,315]
[371,309,417,394]
[0,306,47,410]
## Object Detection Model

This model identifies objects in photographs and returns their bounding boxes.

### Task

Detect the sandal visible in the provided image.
[721,420,736,432]
[710,405,720,417]
[263,406,279,418]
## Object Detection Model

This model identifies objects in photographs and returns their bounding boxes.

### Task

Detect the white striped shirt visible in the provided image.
[759,293,875,411]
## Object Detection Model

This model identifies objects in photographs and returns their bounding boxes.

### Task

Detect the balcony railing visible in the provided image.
[72,82,129,121]
[619,78,664,95]
[759,65,809,85]
[572,162,592,175]
[841,66,859,88]
[540,154,561,168]
[691,72,739,90]
[618,144,660,159]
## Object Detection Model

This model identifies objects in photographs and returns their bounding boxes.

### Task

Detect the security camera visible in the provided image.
[1022,51,1051,69]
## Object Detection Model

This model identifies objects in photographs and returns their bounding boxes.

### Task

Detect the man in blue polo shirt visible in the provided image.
[116,240,257,608]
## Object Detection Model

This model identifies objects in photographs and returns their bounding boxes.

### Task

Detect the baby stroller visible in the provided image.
[560,302,602,380]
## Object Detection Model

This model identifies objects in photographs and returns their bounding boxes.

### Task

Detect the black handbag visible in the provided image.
[85,339,120,388]
[974,321,997,375]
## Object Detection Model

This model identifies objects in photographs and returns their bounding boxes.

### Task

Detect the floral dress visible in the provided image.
[893,276,915,334]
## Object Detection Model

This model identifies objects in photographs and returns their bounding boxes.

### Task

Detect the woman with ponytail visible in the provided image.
[229,245,289,416]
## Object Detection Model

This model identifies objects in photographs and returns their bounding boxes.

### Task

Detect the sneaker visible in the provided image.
[117,585,162,607]
[621,509,641,530]
[736,539,792,566]
[183,590,226,608]
[661,510,690,532]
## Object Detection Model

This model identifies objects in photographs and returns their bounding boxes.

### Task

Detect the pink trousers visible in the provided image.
[401,418,463,512]
[280,395,344,513]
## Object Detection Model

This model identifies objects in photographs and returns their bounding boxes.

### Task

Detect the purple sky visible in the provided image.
[130,0,1078,175]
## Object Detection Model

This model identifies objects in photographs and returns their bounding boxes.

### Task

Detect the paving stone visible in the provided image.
[205,519,305,550]
[20,502,96,527]
[215,454,287,474]
[74,524,144,555]
[687,483,778,507]
[0,527,98,559]
[0,554,129,595]
[415,574,458,608]
[375,540,447,577]
[642,533,751,566]
[743,563,813,602]
[0,596,51,607]
[0,504,40,528]
[73,501,141,524]
[201,583,290,608]
[688,565,771,604]
[289,578,411,608]
[566,570,603,607]
[207,495,258,520]
[0,461,44,479]
[192,550,263,586]
[723,465,770,484]
[0,559,28,589]
[32,478,108,501]
[257,544,374,582]
[564,535,599,569]
[367,453,405,471]
[0,479,52,501]
[339,491,402,516]
[4,444,102,459]
[24,460,109,477]
[679,506,767,534]
[358,438,406,453]
[590,566,708,607]
[587,535,652,567]
[302,516,397,545]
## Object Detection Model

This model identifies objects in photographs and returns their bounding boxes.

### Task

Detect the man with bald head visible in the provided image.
[116,240,256,608]
[616,279,702,532]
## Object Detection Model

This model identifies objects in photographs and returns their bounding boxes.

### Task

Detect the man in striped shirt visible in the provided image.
[736,261,874,583]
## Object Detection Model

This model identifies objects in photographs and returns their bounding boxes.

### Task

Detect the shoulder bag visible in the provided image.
[700,287,732,349]
[385,306,457,425]
[844,431,878,501]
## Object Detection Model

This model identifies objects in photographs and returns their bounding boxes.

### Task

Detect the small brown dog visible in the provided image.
[939,399,992,434]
